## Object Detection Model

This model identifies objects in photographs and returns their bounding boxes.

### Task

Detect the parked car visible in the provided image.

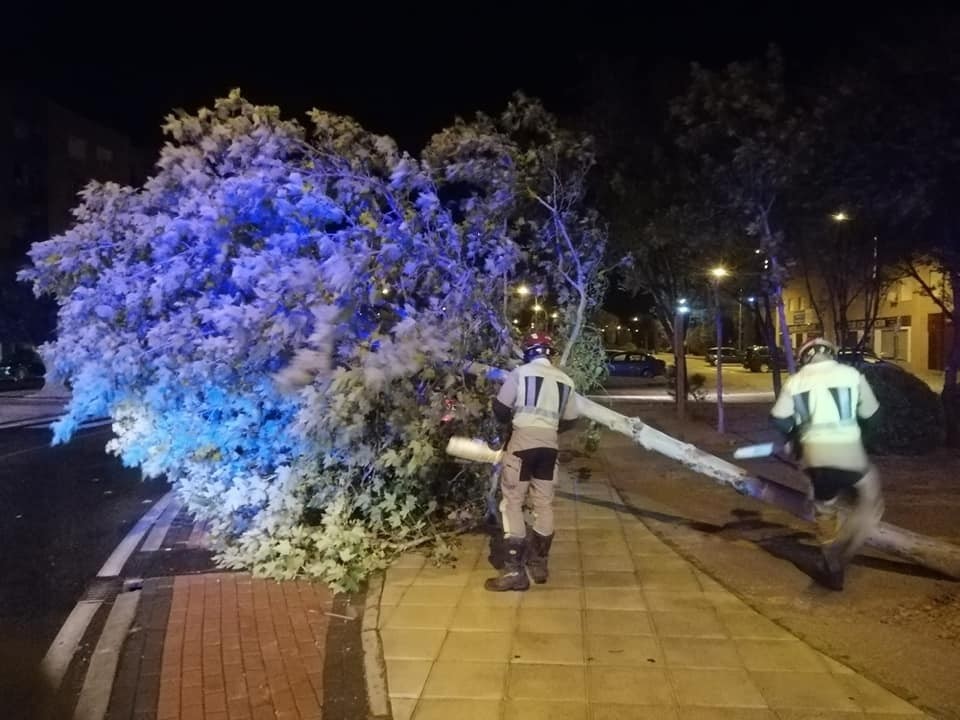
[836,347,896,370]
[743,345,790,373]
[0,342,46,389]
[705,346,743,366]
[606,350,667,378]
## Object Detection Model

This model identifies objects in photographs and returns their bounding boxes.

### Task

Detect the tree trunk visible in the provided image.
[761,294,782,395]
[772,282,797,374]
[942,276,960,446]
[465,361,960,579]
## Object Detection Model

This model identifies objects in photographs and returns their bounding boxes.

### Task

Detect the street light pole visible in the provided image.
[737,295,743,352]
[710,267,728,434]
[674,300,689,431]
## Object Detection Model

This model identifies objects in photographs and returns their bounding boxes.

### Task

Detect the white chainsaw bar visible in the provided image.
[732,442,776,459]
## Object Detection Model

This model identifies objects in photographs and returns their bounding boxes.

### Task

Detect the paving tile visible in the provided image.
[581,555,636,572]
[584,609,654,636]
[678,708,777,719]
[390,697,417,720]
[718,612,792,640]
[459,587,524,608]
[587,666,674,705]
[551,540,580,555]
[503,699,587,719]
[582,571,640,588]
[520,588,583,609]
[818,654,856,675]
[637,569,703,592]
[384,605,457,630]
[585,634,662,666]
[545,570,585,588]
[507,664,587,701]
[393,552,428,569]
[412,698,502,719]
[735,640,830,673]
[551,554,584,571]
[773,711,866,720]
[450,606,517,632]
[439,632,513,663]
[592,704,680,719]
[644,592,714,611]
[584,588,646,611]
[633,557,694,574]
[416,566,473,587]
[384,568,421,588]
[834,675,924,714]
[399,585,465,607]
[380,586,408,607]
[750,671,860,711]
[700,592,749,610]
[386,659,433,698]
[517,607,583,634]
[669,669,768,708]
[511,632,584,665]
[380,629,447,660]
[578,532,631,547]
[661,638,744,670]
[651,610,727,638]
[421,661,508,699]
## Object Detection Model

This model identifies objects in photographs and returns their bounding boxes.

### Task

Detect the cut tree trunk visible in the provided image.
[465,362,960,579]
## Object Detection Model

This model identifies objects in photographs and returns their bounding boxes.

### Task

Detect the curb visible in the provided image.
[361,572,391,719]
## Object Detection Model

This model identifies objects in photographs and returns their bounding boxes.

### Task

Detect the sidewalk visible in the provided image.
[372,463,930,719]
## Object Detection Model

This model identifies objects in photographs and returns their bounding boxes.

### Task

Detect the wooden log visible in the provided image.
[466,362,960,579]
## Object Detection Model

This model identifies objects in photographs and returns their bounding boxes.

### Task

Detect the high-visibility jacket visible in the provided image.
[495,357,578,451]
[770,358,880,472]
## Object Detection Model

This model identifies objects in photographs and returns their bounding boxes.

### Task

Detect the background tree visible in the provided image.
[671,45,808,375]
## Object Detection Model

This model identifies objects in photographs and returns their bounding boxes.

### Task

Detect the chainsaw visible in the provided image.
[445,437,507,524]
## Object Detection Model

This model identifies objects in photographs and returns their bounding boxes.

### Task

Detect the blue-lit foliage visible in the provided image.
[20,91,606,590]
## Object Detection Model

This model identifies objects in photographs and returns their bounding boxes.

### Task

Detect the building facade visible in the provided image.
[779,267,955,375]
[0,93,143,265]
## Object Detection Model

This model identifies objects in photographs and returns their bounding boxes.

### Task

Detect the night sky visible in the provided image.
[5,2,942,152]
[3,2,953,320]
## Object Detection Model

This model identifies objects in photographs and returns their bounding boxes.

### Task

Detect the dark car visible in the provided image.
[705,346,742,366]
[836,347,893,369]
[0,343,46,389]
[606,350,667,378]
[743,345,790,372]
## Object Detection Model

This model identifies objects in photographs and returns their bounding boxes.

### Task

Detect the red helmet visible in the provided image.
[523,331,554,362]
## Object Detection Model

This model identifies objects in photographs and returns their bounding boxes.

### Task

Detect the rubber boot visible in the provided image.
[816,550,845,592]
[484,537,530,592]
[527,531,554,584]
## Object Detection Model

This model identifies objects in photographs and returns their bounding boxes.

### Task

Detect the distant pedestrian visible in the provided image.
[770,338,884,590]
[484,332,579,591]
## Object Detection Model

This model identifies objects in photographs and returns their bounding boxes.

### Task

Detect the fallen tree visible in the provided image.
[467,363,960,580]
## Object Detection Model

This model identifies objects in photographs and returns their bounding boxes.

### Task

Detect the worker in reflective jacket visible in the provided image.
[770,338,883,590]
[485,332,579,592]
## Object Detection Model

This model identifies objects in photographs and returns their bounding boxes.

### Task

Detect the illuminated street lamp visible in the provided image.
[532,302,544,312]
[516,284,531,296]
[674,298,691,431]
[832,211,849,222]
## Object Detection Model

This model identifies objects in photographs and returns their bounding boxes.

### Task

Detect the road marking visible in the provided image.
[98,491,174,577]
[40,600,102,691]
[72,590,140,720]
[141,499,182,552]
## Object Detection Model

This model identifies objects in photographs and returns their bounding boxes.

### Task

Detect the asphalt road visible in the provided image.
[0,425,169,673]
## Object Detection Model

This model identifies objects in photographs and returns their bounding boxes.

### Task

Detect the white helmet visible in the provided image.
[798,337,837,366]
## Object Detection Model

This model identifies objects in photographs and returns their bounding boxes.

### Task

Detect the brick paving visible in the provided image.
[154,574,331,720]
